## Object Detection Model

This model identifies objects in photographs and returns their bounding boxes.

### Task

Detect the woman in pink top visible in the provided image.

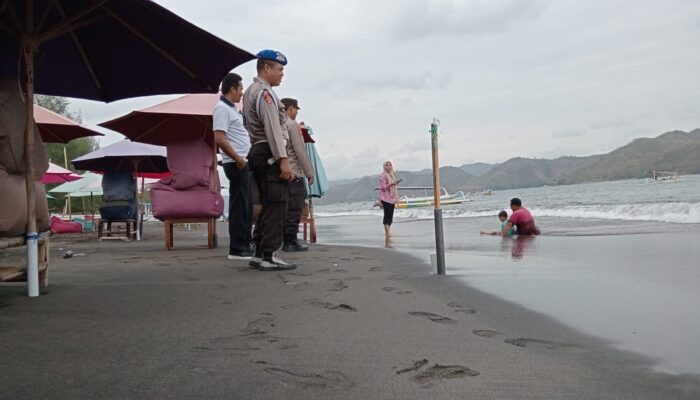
[379,161,400,238]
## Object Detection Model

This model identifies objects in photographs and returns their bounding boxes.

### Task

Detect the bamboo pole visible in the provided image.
[23,0,40,297]
[430,118,445,275]
[64,144,72,218]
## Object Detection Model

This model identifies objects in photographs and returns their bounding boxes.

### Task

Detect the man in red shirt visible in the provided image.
[501,197,540,236]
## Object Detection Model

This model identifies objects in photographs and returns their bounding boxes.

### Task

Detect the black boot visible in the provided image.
[283,238,309,252]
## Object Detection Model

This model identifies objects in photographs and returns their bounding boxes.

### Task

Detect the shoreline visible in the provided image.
[1,226,699,398]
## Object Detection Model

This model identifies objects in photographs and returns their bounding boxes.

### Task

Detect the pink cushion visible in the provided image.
[151,184,224,220]
[50,216,83,234]
[163,139,213,190]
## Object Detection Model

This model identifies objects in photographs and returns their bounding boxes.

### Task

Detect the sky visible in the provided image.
[68,0,700,180]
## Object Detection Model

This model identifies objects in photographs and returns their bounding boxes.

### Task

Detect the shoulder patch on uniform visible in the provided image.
[263,91,273,105]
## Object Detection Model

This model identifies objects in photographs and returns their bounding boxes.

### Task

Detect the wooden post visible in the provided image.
[23,0,40,297]
[430,118,445,275]
[63,145,72,218]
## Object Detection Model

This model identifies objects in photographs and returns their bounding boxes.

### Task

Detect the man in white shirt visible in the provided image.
[213,73,253,259]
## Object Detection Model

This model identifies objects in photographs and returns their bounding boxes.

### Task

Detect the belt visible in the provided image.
[253,140,268,145]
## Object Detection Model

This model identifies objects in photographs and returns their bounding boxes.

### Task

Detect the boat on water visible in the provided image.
[644,171,687,184]
[375,186,472,209]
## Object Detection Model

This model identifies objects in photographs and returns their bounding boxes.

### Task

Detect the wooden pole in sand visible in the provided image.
[64,145,72,218]
[23,0,40,297]
[430,118,446,275]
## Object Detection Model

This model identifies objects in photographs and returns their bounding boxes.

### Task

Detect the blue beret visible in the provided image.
[256,49,288,66]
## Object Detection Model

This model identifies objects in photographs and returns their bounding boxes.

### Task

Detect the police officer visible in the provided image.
[243,50,297,271]
[280,98,314,252]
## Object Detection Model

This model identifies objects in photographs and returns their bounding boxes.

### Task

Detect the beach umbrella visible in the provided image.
[1,0,255,297]
[301,125,329,199]
[71,139,169,176]
[72,140,170,239]
[40,162,82,184]
[99,93,221,146]
[34,104,103,144]
[50,171,102,219]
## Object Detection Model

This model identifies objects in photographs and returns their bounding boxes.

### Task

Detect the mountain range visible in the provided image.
[318,129,700,204]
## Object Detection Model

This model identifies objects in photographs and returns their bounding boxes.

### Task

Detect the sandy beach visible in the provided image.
[1,222,699,399]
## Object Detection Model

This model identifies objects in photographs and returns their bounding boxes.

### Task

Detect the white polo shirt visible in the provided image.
[213,97,251,163]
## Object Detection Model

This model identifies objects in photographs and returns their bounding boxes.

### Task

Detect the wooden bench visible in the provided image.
[0,234,50,288]
[300,202,317,243]
[301,216,316,243]
[164,218,217,250]
[97,219,137,241]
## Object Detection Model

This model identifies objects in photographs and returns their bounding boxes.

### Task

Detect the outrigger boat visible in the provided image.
[375,186,472,209]
[644,171,686,184]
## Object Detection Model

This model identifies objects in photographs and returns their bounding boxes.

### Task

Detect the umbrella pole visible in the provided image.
[23,1,40,297]
[90,192,95,232]
[133,161,140,241]
[64,144,72,220]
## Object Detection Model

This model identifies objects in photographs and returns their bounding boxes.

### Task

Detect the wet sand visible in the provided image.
[1,223,699,399]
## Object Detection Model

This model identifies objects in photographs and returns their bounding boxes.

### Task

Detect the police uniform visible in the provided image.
[280,98,314,251]
[242,50,295,270]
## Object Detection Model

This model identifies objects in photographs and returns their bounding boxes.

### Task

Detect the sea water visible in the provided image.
[314,175,700,374]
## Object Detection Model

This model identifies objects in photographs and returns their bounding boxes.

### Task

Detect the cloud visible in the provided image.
[551,127,586,138]
[391,0,550,40]
[315,69,453,94]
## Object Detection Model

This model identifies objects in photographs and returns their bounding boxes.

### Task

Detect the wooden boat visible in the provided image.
[374,186,471,209]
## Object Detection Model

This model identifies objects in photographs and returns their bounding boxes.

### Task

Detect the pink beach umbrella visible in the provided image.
[34,105,104,145]
[40,162,83,184]
[99,93,224,145]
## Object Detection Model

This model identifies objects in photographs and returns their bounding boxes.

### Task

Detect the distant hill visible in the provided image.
[459,162,494,177]
[479,128,700,189]
[319,129,700,203]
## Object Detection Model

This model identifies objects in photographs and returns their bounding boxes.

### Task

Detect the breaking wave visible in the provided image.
[316,202,700,224]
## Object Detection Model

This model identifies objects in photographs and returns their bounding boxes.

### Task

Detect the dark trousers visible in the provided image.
[382,201,395,225]
[284,179,307,242]
[250,144,289,255]
[223,162,252,253]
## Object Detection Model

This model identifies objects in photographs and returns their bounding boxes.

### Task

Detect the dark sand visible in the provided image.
[1,223,699,399]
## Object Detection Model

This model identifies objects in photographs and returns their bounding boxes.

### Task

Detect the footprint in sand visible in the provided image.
[191,344,261,353]
[473,329,501,338]
[240,313,276,337]
[410,364,480,388]
[504,338,585,353]
[396,359,429,374]
[447,302,477,314]
[271,273,289,284]
[408,311,456,325]
[382,287,413,295]
[328,281,348,292]
[305,299,357,312]
[263,367,354,389]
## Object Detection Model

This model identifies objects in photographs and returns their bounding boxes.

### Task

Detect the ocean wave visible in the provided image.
[530,202,700,224]
[317,202,700,224]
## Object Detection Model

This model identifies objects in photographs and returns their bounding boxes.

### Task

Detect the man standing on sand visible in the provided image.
[242,49,297,271]
[501,197,540,236]
[213,73,252,260]
[280,98,314,252]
